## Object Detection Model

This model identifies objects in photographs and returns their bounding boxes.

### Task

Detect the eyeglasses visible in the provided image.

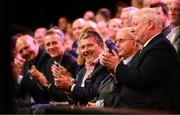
[115,38,134,44]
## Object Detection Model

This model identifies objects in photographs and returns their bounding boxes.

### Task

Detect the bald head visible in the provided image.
[72,18,86,38]
[116,27,140,58]
[16,35,39,61]
[34,27,47,47]
[116,27,135,40]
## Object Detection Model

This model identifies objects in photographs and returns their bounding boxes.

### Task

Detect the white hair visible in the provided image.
[47,27,64,40]
[108,18,122,27]
[135,8,162,28]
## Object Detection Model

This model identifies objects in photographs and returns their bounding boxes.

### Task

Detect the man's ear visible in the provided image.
[147,21,154,30]
[100,43,104,49]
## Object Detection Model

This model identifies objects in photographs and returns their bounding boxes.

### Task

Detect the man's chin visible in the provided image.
[85,57,96,64]
[51,54,58,58]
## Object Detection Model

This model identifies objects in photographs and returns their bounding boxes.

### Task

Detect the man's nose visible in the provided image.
[49,44,55,49]
[85,46,91,52]
[130,28,135,33]
[22,49,27,55]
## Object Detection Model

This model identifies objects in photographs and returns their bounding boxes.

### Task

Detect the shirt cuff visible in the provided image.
[17,75,23,85]
[46,83,52,90]
[70,84,76,92]
[114,63,119,73]
[96,99,104,108]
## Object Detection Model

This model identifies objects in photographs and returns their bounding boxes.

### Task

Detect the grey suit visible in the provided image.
[167,25,180,62]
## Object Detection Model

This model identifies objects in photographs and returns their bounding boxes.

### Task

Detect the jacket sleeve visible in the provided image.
[72,66,109,103]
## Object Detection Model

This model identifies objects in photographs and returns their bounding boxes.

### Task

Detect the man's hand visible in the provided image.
[54,75,75,91]
[51,64,72,78]
[85,102,96,108]
[28,65,49,87]
[12,57,24,80]
[99,50,123,72]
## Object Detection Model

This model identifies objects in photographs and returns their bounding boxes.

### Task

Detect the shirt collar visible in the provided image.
[143,33,160,48]
[123,54,135,65]
[173,25,180,33]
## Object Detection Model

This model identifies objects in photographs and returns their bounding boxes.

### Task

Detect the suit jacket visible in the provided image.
[91,74,121,107]
[72,62,110,105]
[171,28,180,62]
[162,24,173,37]
[115,33,179,110]
[17,47,50,103]
[167,25,180,62]
[43,52,80,102]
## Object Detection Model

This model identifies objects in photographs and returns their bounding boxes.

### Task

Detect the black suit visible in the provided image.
[43,52,80,102]
[93,55,137,108]
[17,48,50,103]
[72,63,109,105]
[115,33,179,109]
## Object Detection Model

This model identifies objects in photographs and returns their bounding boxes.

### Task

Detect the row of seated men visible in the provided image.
[12,7,180,113]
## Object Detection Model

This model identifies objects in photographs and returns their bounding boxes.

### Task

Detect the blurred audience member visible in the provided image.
[107,18,122,42]
[95,8,111,23]
[114,1,128,18]
[34,27,47,48]
[97,21,109,41]
[58,16,69,33]
[131,0,143,8]
[150,2,173,36]
[167,0,180,59]
[120,7,139,27]
[72,18,86,53]
[83,10,95,21]
[143,0,164,7]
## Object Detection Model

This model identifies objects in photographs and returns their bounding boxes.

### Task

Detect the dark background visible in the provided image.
[9,0,131,34]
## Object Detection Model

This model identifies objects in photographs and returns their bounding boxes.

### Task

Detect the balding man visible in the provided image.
[72,18,86,52]
[34,27,47,48]
[87,27,140,108]
[120,7,139,27]
[15,35,50,104]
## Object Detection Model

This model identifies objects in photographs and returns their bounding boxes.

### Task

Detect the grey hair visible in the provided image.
[122,7,139,16]
[135,8,162,28]
[46,27,64,40]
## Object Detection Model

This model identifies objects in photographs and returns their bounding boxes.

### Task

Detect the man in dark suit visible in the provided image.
[99,8,179,110]
[54,28,109,105]
[14,35,51,104]
[28,28,80,102]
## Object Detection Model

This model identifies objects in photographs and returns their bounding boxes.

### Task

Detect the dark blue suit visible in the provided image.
[43,52,80,102]
[115,33,179,110]
[72,63,109,105]
[16,48,50,103]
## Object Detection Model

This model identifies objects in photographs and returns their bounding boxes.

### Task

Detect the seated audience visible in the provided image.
[86,27,140,108]
[99,8,179,110]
